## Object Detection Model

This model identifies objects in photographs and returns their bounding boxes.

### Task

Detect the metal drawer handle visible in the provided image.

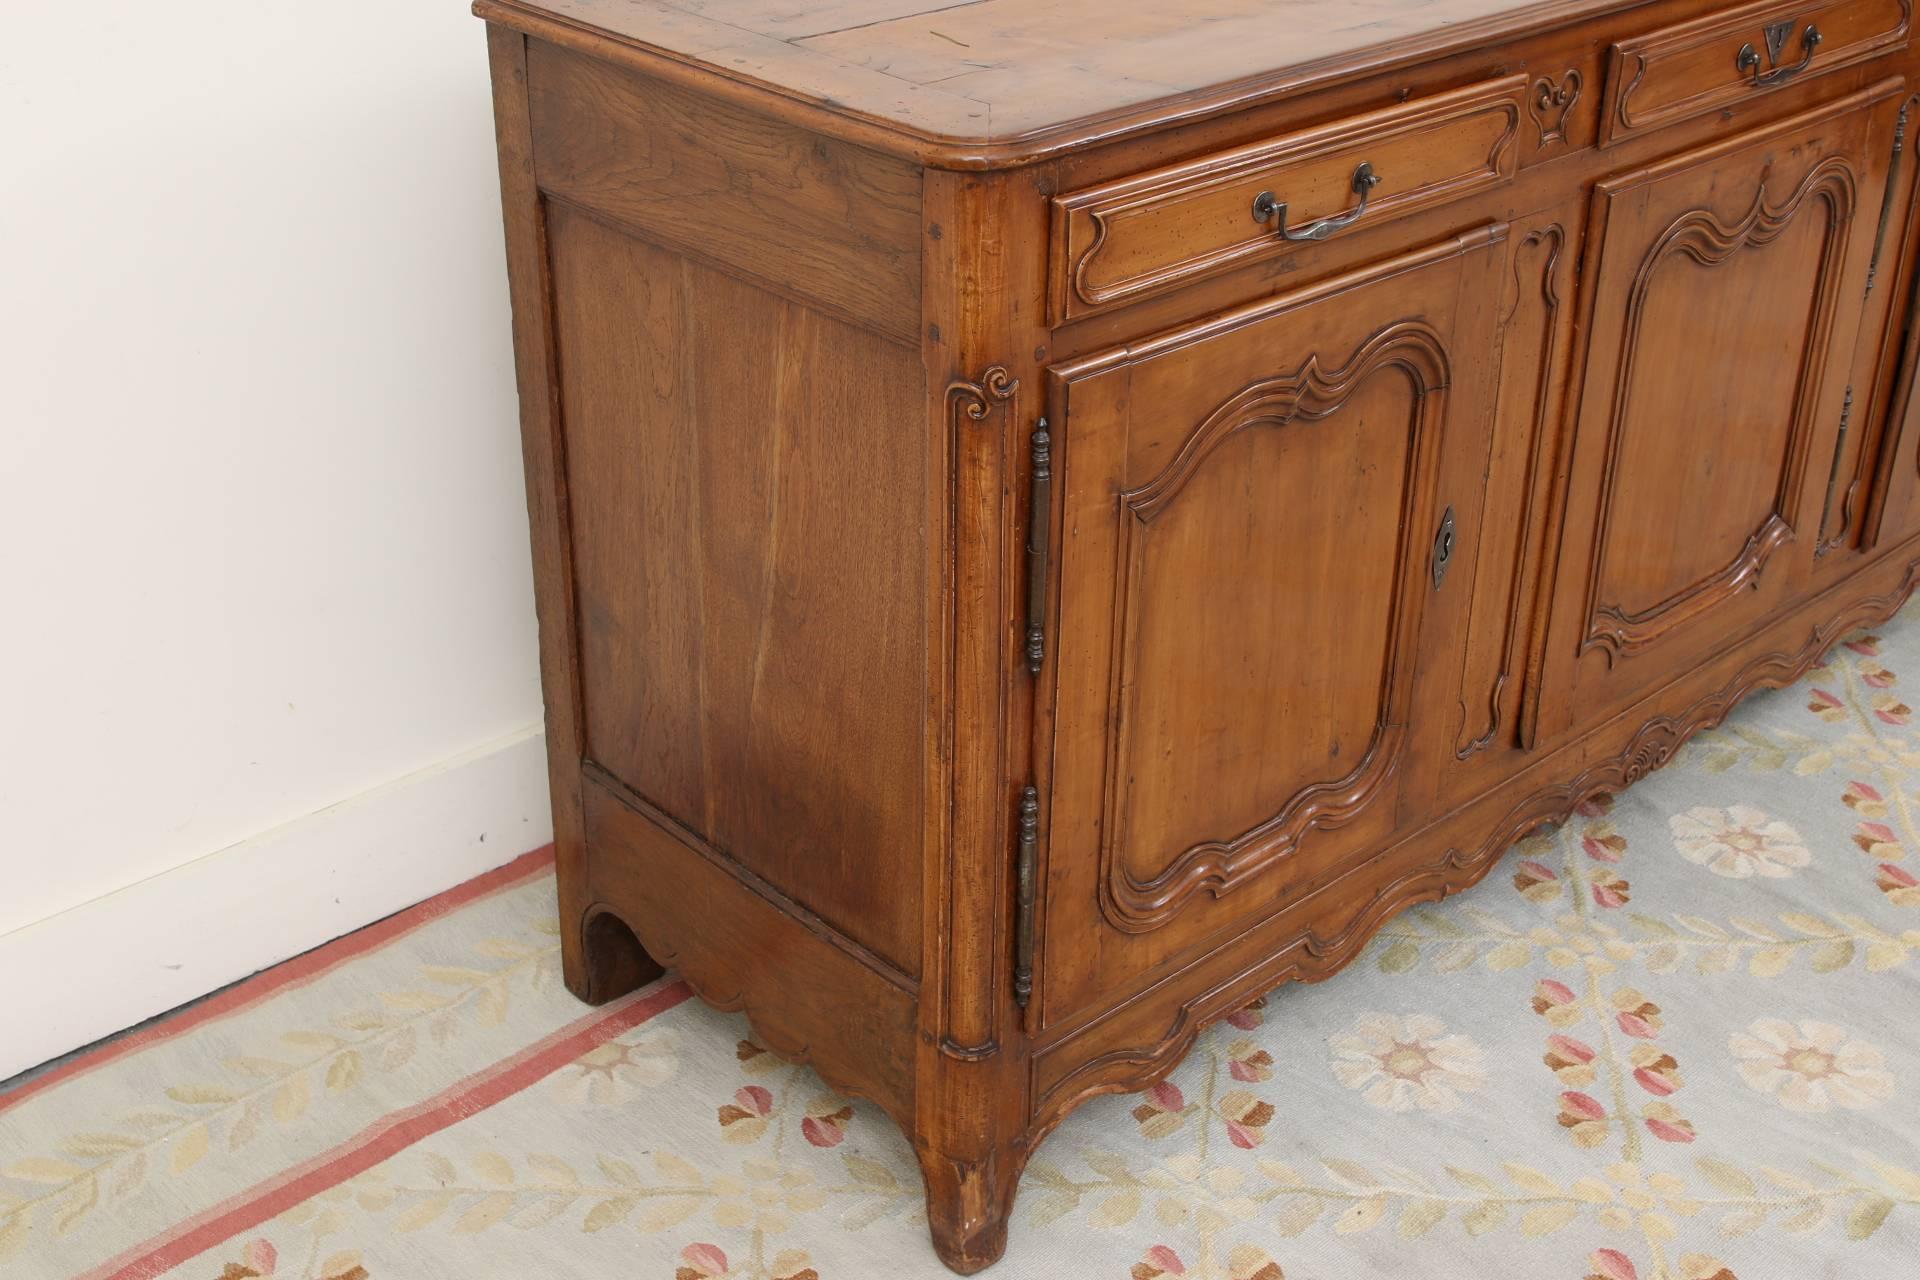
[1737,22,1821,88]
[1252,162,1382,242]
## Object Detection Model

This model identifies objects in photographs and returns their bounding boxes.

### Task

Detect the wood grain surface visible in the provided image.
[481,2,1920,1270]
[475,0,1666,161]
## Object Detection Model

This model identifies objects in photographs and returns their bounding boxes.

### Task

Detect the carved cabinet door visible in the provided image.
[1036,228,1507,1026]
[1859,101,1920,554]
[1538,84,1903,734]
[1865,324,1920,550]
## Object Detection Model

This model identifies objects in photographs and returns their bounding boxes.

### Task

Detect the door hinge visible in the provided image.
[1013,786,1038,1011]
[1024,419,1052,676]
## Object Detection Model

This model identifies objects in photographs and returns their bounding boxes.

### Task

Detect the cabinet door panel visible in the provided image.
[1867,321,1920,549]
[1541,84,1899,732]
[1040,228,1506,1026]
[1859,94,1920,554]
[1110,336,1422,896]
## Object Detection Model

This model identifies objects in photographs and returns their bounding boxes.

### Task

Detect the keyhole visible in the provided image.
[1432,506,1457,588]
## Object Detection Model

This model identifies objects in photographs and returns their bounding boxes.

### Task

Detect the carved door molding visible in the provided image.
[1100,322,1451,931]
[1580,156,1859,665]
[1538,83,1899,734]
[1037,227,1507,1024]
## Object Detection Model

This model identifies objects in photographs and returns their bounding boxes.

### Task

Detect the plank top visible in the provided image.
[476,0,1640,163]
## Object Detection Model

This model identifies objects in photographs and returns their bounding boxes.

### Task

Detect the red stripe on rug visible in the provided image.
[88,976,692,1280]
[0,845,556,1114]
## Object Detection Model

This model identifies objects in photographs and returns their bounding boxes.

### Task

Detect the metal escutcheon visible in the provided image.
[1432,505,1457,588]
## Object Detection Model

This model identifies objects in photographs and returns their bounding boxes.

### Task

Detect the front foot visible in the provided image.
[917,1145,1024,1273]
[564,904,664,1005]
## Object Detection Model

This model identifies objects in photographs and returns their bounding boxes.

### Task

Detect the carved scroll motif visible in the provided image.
[947,365,1018,424]
[1527,70,1582,147]
[940,362,1021,1061]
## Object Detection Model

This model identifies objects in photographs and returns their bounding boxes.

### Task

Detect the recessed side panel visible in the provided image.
[548,205,927,979]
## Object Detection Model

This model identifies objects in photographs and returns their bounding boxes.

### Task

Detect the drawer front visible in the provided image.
[1048,75,1524,323]
[1604,0,1909,143]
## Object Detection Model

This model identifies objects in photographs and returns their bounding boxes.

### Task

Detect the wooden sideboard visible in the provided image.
[476,0,1920,1269]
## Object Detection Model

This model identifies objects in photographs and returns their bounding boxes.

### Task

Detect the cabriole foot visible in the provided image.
[917,1143,1025,1274]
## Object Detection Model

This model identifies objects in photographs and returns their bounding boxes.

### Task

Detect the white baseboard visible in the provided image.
[0,727,553,1081]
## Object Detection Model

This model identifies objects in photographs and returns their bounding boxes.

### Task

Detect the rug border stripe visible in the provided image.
[0,845,556,1114]
[86,977,691,1280]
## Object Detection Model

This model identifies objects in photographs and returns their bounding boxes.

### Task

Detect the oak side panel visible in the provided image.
[526,38,923,342]
[547,205,928,978]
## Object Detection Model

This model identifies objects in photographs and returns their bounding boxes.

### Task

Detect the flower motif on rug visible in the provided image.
[799,1096,853,1148]
[709,1158,828,1234]
[1130,1244,1187,1279]
[211,1239,366,1280]
[1878,861,1920,905]
[1328,1012,1487,1112]
[1129,1081,1188,1140]
[1669,805,1811,879]
[676,1241,818,1280]
[1586,1246,1736,1280]
[1727,1018,1894,1113]
[1214,1089,1277,1149]
[19,620,1920,1280]
[718,1085,776,1144]
[550,1029,678,1104]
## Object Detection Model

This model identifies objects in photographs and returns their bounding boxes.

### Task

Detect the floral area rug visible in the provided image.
[6,614,1920,1280]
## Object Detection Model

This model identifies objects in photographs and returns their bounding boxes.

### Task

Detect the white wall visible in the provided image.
[0,2,552,1076]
